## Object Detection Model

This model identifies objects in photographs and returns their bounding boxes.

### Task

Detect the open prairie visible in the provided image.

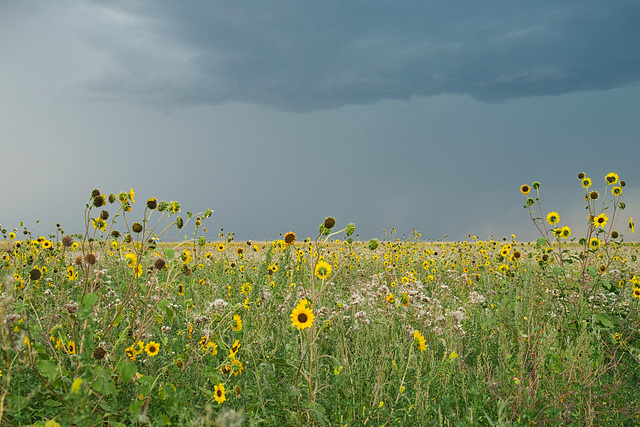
[1,177,639,426]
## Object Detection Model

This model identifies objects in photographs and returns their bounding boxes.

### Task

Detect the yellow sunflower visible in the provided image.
[229,339,240,358]
[592,213,608,228]
[290,303,315,330]
[413,330,427,353]
[133,340,145,355]
[314,260,332,280]
[520,184,531,195]
[546,212,560,225]
[214,383,226,404]
[232,314,242,332]
[284,231,296,246]
[145,341,160,357]
[605,172,619,185]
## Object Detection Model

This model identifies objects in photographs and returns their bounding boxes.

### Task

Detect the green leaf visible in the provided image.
[92,375,118,397]
[586,267,599,277]
[81,293,98,311]
[535,237,548,248]
[268,358,297,368]
[36,360,60,382]
[594,313,614,329]
[113,310,124,327]
[164,305,174,326]
[117,361,137,384]
[600,280,612,291]
[164,248,175,260]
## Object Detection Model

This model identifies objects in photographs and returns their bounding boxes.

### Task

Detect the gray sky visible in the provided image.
[1,1,639,242]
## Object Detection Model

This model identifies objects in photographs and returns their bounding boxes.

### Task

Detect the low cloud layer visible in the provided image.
[81,1,640,111]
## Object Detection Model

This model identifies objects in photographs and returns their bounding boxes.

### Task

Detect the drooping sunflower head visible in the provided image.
[229,339,240,357]
[29,267,42,281]
[284,231,297,245]
[323,217,336,229]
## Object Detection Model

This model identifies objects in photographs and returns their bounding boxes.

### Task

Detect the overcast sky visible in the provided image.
[1,1,639,242]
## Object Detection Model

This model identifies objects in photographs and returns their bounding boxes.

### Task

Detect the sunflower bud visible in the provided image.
[181,264,192,276]
[346,223,355,237]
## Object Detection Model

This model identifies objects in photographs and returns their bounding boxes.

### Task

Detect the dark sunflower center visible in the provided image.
[598,218,604,224]
[217,390,222,397]
[298,313,308,323]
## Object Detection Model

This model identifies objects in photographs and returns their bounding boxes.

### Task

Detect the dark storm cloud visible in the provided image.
[81,0,640,111]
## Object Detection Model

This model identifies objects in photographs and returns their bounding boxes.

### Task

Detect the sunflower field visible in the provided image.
[1,174,639,426]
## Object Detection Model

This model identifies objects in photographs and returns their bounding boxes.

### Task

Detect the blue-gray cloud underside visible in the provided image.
[83,1,640,111]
